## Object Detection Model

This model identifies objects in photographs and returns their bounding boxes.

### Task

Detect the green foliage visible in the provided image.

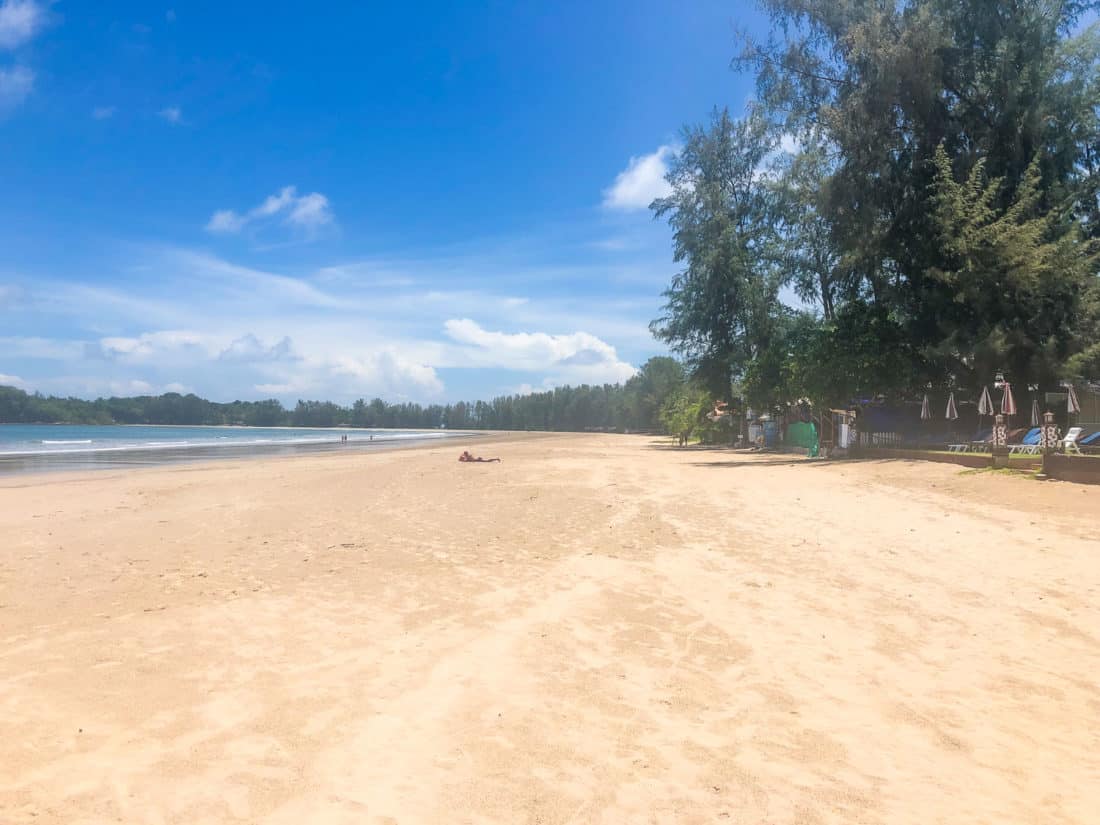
[659,383,713,444]
[652,0,1100,412]
[925,145,1098,386]
[781,304,924,407]
[621,356,686,431]
[650,109,788,398]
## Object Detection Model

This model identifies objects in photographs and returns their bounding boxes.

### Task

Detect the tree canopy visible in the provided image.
[653,0,1100,410]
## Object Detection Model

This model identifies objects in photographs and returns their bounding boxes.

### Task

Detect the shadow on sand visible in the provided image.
[687,456,945,470]
[688,457,833,469]
[643,440,750,453]
[645,438,929,470]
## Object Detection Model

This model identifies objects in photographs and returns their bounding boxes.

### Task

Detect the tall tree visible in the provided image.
[650,108,790,403]
[733,0,1100,389]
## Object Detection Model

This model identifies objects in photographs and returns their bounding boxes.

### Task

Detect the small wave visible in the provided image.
[41,439,93,444]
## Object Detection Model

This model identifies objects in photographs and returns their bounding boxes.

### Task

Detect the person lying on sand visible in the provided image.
[459,450,501,463]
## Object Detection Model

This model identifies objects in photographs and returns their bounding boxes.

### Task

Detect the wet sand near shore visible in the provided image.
[1,434,1098,823]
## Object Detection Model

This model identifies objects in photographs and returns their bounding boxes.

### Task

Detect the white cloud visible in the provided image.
[288,192,332,229]
[329,350,443,396]
[254,186,296,217]
[205,186,334,236]
[251,349,443,400]
[603,145,675,210]
[118,379,154,395]
[92,105,116,120]
[205,209,247,233]
[159,105,182,124]
[218,333,295,363]
[443,318,636,384]
[76,325,441,401]
[94,330,209,361]
[0,0,46,49]
[0,64,33,110]
[0,372,26,387]
[779,133,802,155]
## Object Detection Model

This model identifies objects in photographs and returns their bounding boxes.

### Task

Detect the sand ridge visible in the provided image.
[1,434,1098,823]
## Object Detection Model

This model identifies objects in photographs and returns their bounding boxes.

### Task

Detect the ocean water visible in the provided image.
[0,424,470,475]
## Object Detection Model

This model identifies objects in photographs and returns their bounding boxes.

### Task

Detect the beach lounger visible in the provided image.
[1008,428,1041,455]
[1063,427,1083,456]
[966,428,992,452]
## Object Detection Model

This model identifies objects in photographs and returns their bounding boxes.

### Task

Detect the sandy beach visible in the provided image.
[1,433,1098,824]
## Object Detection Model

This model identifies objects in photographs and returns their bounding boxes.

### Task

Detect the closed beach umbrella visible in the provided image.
[978,386,994,417]
[945,392,958,420]
[1001,382,1017,416]
[1030,398,1040,427]
[921,393,931,421]
[1068,384,1081,415]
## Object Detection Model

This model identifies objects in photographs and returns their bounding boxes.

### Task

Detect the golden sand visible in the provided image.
[1,434,1098,823]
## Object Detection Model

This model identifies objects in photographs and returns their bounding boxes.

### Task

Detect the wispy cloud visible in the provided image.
[0,283,23,307]
[0,0,47,50]
[0,1,50,114]
[603,145,675,210]
[206,186,335,237]
[92,105,116,120]
[164,248,345,308]
[0,64,33,110]
[159,105,182,124]
[287,192,332,230]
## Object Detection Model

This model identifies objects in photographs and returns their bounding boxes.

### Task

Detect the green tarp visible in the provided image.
[787,421,819,457]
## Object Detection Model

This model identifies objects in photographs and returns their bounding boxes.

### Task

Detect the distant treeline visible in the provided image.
[0,357,692,433]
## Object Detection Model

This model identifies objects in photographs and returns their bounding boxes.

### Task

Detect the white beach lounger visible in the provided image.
[1063,427,1083,456]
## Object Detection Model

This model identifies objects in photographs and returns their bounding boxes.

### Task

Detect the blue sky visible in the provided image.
[1,0,764,404]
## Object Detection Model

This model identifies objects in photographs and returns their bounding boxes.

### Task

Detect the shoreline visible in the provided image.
[0,430,552,486]
[0,427,500,478]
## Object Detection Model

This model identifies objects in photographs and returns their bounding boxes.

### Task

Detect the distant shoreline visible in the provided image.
[0,422,474,431]
[0,424,490,477]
